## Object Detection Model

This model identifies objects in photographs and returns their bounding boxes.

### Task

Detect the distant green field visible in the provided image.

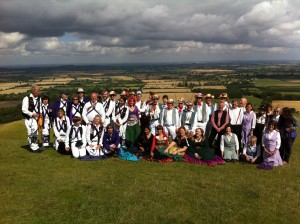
[255,79,300,87]
[1,118,300,223]
[243,95,263,109]
[242,87,263,94]
[279,92,300,96]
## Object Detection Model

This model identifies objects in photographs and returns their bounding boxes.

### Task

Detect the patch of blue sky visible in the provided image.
[59,33,79,42]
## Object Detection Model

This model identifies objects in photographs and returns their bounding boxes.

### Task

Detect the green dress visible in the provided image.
[187,138,215,161]
[157,137,188,161]
[126,124,141,146]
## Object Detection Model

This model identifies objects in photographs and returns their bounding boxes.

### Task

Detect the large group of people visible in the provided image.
[22,85,298,168]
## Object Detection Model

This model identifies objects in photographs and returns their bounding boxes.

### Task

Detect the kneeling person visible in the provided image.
[103,124,120,156]
[86,115,105,156]
[65,116,87,158]
[243,135,261,164]
[53,108,71,154]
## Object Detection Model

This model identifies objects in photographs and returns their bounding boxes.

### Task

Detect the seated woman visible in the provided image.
[150,124,169,161]
[138,126,154,159]
[220,125,239,162]
[118,114,142,161]
[259,120,283,169]
[53,108,71,155]
[159,126,189,162]
[103,124,120,156]
[242,135,261,164]
[65,116,87,158]
[184,128,224,166]
[86,115,105,157]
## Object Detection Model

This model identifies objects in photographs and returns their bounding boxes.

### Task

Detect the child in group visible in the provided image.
[86,115,105,156]
[53,108,71,154]
[40,95,53,149]
[220,125,239,162]
[65,116,87,158]
[242,135,261,164]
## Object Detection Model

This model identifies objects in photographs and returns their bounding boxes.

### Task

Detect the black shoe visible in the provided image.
[31,149,42,153]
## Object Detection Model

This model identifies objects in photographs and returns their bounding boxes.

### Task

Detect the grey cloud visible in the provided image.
[0,0,299,64]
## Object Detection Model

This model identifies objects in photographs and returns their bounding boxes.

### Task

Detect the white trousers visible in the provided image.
[163,125,177,140]
[86,143,104,156]
[114,123,127,140]
[104,117,111,128]
[42,118,51,135]
[71,142,86,158]
[194,122,208,134]
[24,118,39,150]
[149,120,160,135]
[184,124,193,134]
[54,136,66,150]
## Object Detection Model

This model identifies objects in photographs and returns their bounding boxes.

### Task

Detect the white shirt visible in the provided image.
[65,125,87,147]
[71,104,82,118]
[22,93,42,119]
[82,101,105,124]
[161,108,179,127]
[146,104,161,120]
[262,130,281,149]
[112,105,129,125]
[41,104,50,120]
[59,99,68,113]
[101,98,115,118]
[86,124,104,146]
[220,133,239,152]
[243,144,261,159]
[229,107,243,125]
[53,116,71,139]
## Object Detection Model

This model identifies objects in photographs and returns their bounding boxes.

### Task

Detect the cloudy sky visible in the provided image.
[0,0,299,66]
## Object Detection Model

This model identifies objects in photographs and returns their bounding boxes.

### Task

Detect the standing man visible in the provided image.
[181,100,196,136]
[53,92,71,118]
[215,93,231,111]
[146,94,162,135]
[240,97,247,112]
[176,98,185,121]
[160,99,179,140]
[208,101,229,156]
[77,87,89,108]
[22,85,42,152]
[194,93,209,135]
[82,92,105,125]
[135,91,145,115]
[100,90,115,127]
[204,93,215,137]
[162,95,169,109]
[229,99,243,151]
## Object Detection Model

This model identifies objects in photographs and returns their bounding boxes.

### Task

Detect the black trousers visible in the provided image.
[208,128,225,157]
[231,125,242,153]
[280,137,295,162]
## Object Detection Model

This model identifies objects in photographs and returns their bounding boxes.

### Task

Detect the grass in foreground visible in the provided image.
[0,119,300,224]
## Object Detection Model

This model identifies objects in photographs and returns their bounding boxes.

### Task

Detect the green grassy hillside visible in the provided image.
[0,119,299,224]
